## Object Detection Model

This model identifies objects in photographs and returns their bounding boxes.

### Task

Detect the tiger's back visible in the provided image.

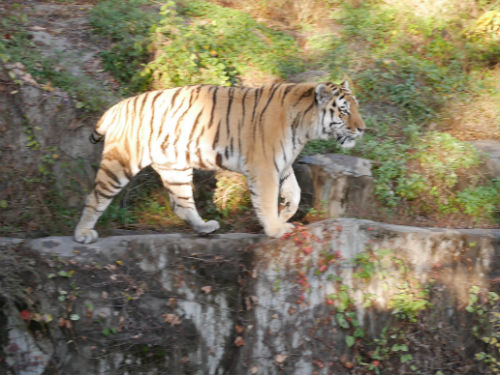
[74,82,365,244]
[98,84,318,174]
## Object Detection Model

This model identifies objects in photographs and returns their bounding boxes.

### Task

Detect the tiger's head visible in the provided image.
[314,81,365,149]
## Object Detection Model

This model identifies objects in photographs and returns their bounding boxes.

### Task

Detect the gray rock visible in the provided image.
[0,62,100,211]
[1,220,499,374]
[294,153,376,218]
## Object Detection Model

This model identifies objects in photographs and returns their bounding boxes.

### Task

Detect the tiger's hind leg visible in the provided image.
[74,155,134,244]
[153,166,220,234]
[279,168,301,223]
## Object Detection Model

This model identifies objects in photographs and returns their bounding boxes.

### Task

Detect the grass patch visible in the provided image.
[149,0,303,87]
[363,132,499,225]
[89,0,160,93]
[90,0,303,90]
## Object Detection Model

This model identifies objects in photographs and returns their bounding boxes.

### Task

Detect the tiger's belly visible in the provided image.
[151,141,243,173]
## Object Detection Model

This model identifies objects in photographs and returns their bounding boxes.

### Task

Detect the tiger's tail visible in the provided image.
[88,107,114,144]
[89,129,104,144]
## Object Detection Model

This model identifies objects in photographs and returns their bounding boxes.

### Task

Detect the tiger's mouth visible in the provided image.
[336,130,362,149]
[337,134,355,148]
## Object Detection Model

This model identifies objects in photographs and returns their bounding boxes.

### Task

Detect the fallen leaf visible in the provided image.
[235,324,244,334]
[245,297,252,311]
[65,320,73,330]
[275,354,287,364]
[162,313,182,326]
[30,26,46,31]
[20,309,31,321]
[105,264,117,271]
[234,336,245,347]
[201,285,212,294]
[41,83,54,92]
[303,246,312,255]
[344,361,353,369]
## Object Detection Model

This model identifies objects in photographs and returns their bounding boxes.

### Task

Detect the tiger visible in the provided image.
[74,81,366,243]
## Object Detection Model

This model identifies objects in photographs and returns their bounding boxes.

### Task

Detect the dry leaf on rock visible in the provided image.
[234,336,245,347]
[162,313,182,326]
[275,354,286,364]
[201,285,212,294]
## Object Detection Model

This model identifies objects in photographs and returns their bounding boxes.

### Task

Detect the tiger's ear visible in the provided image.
[341,80,350,91]
[315,84,332,105]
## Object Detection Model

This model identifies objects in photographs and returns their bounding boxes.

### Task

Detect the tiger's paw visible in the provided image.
[194,220,220,234]
[74,228,99,244]
[265,222,295,238]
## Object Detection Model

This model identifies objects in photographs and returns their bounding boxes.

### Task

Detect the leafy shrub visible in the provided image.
[360,136,410,208]
[90,0,303,90]
[464,9,500,65]
[145,0,303,88]
[337,1,397,46]
[456,182,500,222]
[401,132,482,215]
[368,132,499,224]
[466,286,500,374]
[90,0,160,92]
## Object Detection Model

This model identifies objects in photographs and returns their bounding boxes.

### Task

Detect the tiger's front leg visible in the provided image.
[153,166,220,234]
[247,172,295,238]
[279,168,301,223]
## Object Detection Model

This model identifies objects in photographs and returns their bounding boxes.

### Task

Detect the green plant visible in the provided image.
[456,181,500,222]
[360,137,410,207]
[90,0,160,93]
[354,248,431,322]
[350,248,431,372]
[399,132,492,217]
[361,131,499,225]
[465,9,500,65]
[466,285,500,373]
[319,0,498,226]
[144,0,303,88]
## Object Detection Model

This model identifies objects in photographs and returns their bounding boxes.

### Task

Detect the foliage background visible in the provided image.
[0,0,498,235]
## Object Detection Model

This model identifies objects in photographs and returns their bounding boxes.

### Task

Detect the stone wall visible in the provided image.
[1,219,499,374]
